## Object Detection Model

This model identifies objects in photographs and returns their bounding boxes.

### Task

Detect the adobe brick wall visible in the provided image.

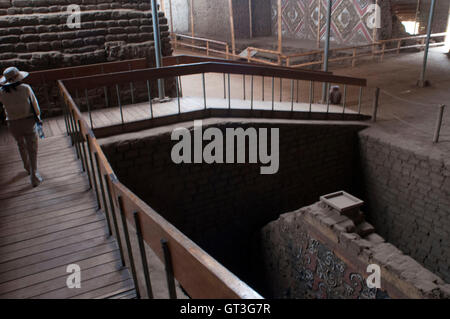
[261,201,450,299]
[358,128,450,284]
[99,119,367,293]
[0,1,174,117]
[0,1,172,71]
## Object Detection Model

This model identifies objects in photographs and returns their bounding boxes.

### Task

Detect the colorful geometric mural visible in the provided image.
[271,0,376,45]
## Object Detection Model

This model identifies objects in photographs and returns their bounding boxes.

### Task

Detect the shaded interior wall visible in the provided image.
[190,0,232,40]
[358,128,450,284]
[270,0,377,45]
[184,0,272,41]
[101,120,366,294]
[261,202,449,299]
[417,0,450,34]
[251,0,273,37]
[163,0,189,33]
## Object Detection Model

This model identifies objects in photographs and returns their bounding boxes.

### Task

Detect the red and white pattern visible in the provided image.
[272,0,376,45]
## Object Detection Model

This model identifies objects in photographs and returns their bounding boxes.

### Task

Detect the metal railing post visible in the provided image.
[243,74,246,100]
[71,110,81,160]
[146,80,154,119]
[271,77,275,110]
[202,73,207,109]
[279,78,282,102]
[84,89,93,129]
[342,85,347,114]
[372,87,380,122]
[66,103,75,145]
[116,85,124,125]
[104,174,126,267]
[94,152,113,237]
[433,104,446,143]
[251,75,254,110]
[118,196,141,299]
[75,120,86,172]
[223,73,226,99]
[161,239,177,299]
[262,76,265,101]
[133,212,154,299]
[309,81,314,112]
[290,79,294,111]
[86,135,101,210]
[358,87,363,114]
[176,77,181,114]
[228,73,231,109]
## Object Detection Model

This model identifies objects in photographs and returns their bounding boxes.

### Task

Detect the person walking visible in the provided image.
[0,67,43,187]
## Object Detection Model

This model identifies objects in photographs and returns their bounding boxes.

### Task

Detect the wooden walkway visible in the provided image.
[0,130,136,299]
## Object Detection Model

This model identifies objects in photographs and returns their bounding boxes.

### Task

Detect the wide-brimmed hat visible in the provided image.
[0,67,29,85]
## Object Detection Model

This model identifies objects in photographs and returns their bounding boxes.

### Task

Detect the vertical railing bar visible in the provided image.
[433,104,446,143]
[243,74,246,100]
[343,85,347,114]
[296,80,299,103]
[104,174,126,267]
[128,63,135,105]
[84,89,93,129]
[60,93,70,137]
[228,73,231,109]
[94,153,112,237]
[279,78,282,102]
[133,212,154,299]
[358,87,363,114]
[66,102,75,145]
[202,73,207,109]
[176,77,181,114]
[161,239,177,299]
[86,135,101,210]
[290,79,294,112]
[223,73,226,99]
[309,81,313,113]
[326,83,331,114]
[80,127,93,189]
[118,196,141,299]
[75,120,86,172]
[146,80,154,119]
[251,75,254,110]
[70,110,81,160]
[178,76,183,96]
[101,65,109,108]
[271,76,275,111]
[116,84,124,125]
[262,76,264,101]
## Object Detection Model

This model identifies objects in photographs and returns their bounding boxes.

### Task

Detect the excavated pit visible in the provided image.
[99,118,450,298]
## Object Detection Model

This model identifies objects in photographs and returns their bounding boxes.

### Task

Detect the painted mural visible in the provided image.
[271,0,377,45]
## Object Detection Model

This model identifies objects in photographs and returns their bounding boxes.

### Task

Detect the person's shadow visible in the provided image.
[0,171,31,190]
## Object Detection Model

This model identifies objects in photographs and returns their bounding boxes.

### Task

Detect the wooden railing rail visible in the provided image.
[172,32,231,59]
[26,58,149,85]
[285,32,447,68]
[62,62,366,91]
[58,79,263,299]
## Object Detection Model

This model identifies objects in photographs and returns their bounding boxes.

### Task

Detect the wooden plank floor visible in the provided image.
[0,131,136,299]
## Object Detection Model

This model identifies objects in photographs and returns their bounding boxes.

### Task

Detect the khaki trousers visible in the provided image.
[8,118,39,182]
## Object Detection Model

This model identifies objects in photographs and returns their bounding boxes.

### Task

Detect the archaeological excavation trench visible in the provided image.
[99,119,450,299]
